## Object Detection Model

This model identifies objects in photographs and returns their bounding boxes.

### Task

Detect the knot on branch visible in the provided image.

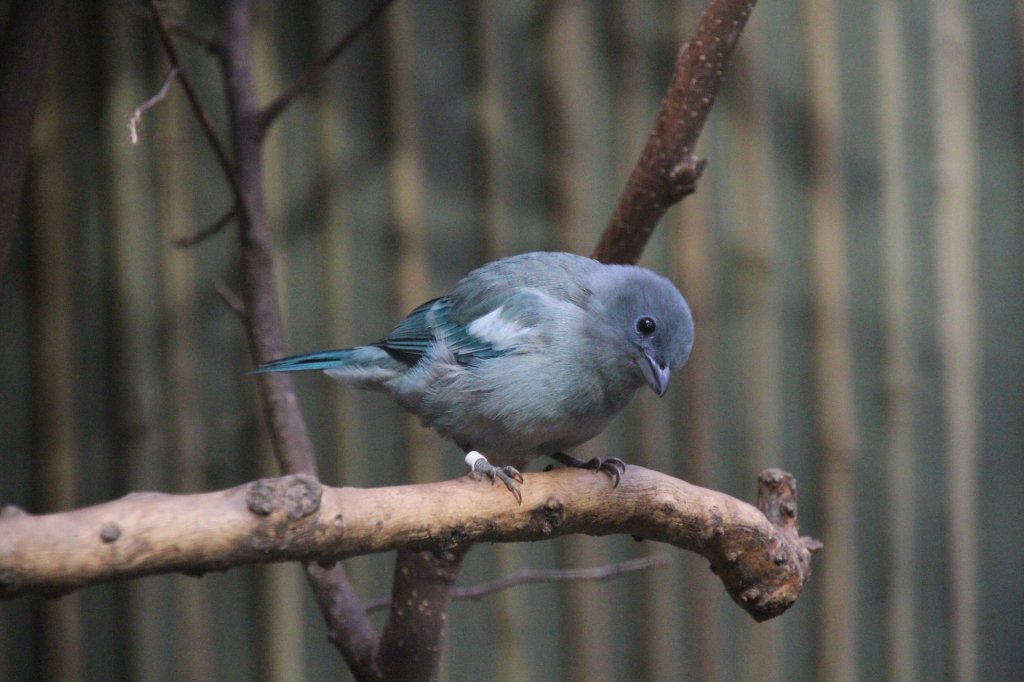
[757,468,823,557]
[0,505,27,520]
[529,498,565,535]
[665,154,707,202]
[246,474,322,520]
[757,468,799,527]
[709,468,822,622]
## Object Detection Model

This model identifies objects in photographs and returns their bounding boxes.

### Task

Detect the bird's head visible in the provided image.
[592,266,694,396]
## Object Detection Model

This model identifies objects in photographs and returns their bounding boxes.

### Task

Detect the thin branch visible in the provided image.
[363,555,670,613]
[216,0,372,672]
[146,0,248,222]
[305,563,383,677]
[129,66,179,145]
[212,278,246,318]
[120,1,221,54]
[0,466,820,622]
[257,0,397,135]
[172,205,236,247]
[591,0,757,265]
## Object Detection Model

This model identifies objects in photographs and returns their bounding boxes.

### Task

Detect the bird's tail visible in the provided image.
[253,348,362,373]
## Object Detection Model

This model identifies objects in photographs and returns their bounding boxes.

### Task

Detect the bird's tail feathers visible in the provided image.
[253,348,361,374]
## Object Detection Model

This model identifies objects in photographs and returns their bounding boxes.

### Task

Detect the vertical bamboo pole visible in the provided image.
[731,13,783,681]
[314,0,370,603]
[478,2,514,259]
[674,155,722,682]
[385,0,437,486]
[875,2,919,679]
[251,8,307,680]
[928,1,979,679]
[103,7,169,678]
[29,35,83,682]
[544,2,614,678]
[803,0,859,680]
[159,41,217,681]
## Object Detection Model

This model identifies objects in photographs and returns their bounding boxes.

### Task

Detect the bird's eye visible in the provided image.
[636,316,656,335]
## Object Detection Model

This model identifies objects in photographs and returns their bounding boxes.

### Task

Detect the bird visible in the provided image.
[255,251,694,503]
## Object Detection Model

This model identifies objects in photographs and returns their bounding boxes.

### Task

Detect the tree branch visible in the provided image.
[172,204,236,247]
[215,2,378,674]
[257,0,397,136]
[591,0,756,265]
[363,555,670,613]
[146,0,245,218]
[128,65,179,145]
[0,467,820,622]
[121,0,221,54]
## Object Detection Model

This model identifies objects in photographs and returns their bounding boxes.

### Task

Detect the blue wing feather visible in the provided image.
[253,348,358,373]
[374,297,507,366]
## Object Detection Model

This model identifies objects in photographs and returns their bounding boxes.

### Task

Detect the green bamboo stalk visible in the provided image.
[103,6,170,678]
[874,2,919,679]
[673,143,722,682]
[928,1,980,679]
[385,1,438,486]
[730,13,784,682]
[29,34,83,682]
[803,0,859,680]
[159,41,217,681]
[313,0,371,601]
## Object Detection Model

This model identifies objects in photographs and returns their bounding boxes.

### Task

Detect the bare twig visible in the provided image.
[212,278,245,317]
[363,555,670,613]
[121,1,220,53]
[129,66,179,144]
[172,205,236,247]
[592,0,757,265]
[146,0,247,222]
[257,0,397,135]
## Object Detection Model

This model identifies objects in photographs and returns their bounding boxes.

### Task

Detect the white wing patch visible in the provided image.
[467,306,531,350]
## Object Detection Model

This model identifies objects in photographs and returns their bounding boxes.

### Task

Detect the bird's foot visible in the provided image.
[550,452,627,488]
[464,451,524,505]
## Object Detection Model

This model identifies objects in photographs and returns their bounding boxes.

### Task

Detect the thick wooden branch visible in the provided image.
[0,467,819,622]
[592,0,756,265]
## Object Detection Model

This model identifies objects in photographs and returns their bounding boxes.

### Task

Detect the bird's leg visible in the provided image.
[464,451,524,505]
[549,452,627,488]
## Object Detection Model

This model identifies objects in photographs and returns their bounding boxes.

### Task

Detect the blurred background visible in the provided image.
[1,0,1022,680]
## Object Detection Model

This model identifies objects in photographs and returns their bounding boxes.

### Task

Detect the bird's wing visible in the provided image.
[375,290,547,367]
[376,253,599,366]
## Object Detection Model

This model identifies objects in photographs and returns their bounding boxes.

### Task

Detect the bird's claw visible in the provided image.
[465,451,524,504]
[550,453,627,488]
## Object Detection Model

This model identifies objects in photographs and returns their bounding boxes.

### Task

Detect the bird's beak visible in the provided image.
[639,351,671,397]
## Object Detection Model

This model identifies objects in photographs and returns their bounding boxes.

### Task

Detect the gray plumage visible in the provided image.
[256,252,694,497]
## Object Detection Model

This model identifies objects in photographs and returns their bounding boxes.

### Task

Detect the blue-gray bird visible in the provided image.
[256,252,694,502]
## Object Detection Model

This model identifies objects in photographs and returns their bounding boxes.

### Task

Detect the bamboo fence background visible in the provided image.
[1,0,1022,679]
